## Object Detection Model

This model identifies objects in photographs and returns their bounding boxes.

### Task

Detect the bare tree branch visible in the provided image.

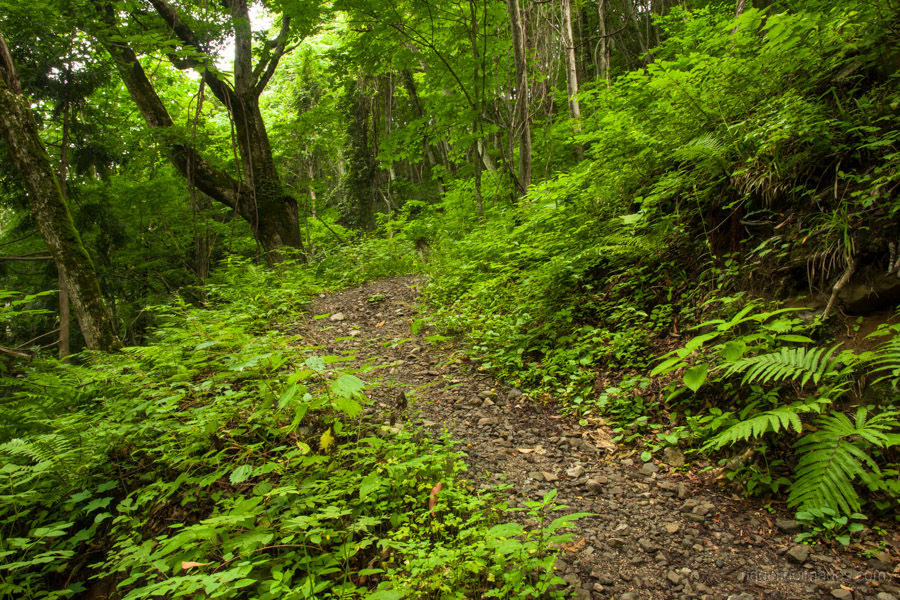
[144,0,237,107]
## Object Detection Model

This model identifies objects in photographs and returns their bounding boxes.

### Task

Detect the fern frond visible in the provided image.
[788,408,898,516]
[704,405,807,450]
[673,134,726,161]
[0,434,72,467]
[724,345,841,387]
[868,334,900,387]
[0,429,98,487]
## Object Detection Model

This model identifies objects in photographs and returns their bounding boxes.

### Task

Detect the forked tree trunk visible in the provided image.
[92,0,303,262]
[0,35,121,352]
[401,69,445,195]
[597,0,610,85]
[506,0,532,194]
[561,0,584,161]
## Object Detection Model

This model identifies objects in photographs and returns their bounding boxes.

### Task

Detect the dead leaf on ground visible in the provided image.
[561,537,587,553]
[376,321,385,328]
[517,448,534,454]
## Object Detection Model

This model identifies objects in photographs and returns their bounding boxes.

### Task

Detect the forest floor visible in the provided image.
[294,276,900,600]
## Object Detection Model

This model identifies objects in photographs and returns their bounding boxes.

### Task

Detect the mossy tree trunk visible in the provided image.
[91,0,303,262]
[0,35,121,352]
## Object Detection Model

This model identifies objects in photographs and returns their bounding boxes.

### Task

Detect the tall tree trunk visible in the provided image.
[627,0,649,60]
[384,72,394,220]
[561,0,584,161]
[401,70,445,195]
[58,94,71,359]
[477,139,496,171]
[469,0,487,218]
[597,0,611,85]
[187,81,212,284]
[345,78,377,230]
[473,134,485,219]
[0,36,121,352]
[506,0,532,194]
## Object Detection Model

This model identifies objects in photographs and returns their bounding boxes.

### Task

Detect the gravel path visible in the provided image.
[293,276,899,600]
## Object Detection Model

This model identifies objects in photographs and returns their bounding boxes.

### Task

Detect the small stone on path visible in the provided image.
[641,462,659,475]
[663,447,685,467]
[567,465,584,478]
[329,312,345,321]
[586,479,604,493]
[776,519,801,534]
[786,545,809,564]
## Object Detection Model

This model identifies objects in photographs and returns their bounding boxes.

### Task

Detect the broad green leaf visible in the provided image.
[650,356,684,377]
[278,384,299,409]
[333,395,362,418]
[359,472,382,499]
[685,332,719,352]
[683,365,708,392]
[305,356,327,373]
[287,369,314,384]
[369,590,404,600]
[229,464,254,484]
[777,335,814,343]
[487,523,525,538]
[330,374,366,399]
[721,341,745,362]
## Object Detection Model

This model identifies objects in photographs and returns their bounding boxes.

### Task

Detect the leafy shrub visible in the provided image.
[0,260,581,599]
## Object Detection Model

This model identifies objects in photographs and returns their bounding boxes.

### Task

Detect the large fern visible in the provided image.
[672,134,730,174]
[868,329,900,387]
[788,409,900,516]
[703,401,821,450]
[723,344,844,388]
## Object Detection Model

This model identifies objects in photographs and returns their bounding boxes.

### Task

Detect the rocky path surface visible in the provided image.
[294,276,899,600]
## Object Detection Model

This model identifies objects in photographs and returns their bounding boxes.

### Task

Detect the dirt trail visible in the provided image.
[295,276,898,600]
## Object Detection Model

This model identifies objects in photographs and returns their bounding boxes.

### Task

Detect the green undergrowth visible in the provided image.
[417,0,900,540]
[0,253,585,599]
[311,237,425,289]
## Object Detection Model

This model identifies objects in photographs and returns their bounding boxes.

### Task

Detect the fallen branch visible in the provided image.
[0,345,31,359]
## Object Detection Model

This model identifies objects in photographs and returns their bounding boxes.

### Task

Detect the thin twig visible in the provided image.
[15,328,61,349]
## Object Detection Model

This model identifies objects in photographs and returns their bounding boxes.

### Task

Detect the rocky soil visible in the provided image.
[293,276,899,600]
